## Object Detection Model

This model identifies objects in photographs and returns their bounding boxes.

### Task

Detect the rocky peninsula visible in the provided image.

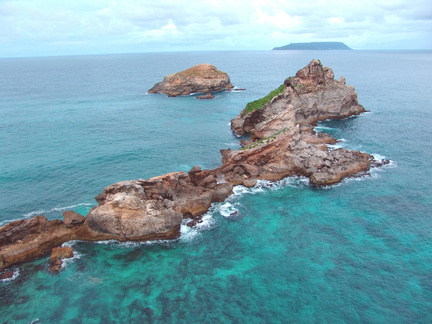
[148,63,234,97]
[0,60,387,274]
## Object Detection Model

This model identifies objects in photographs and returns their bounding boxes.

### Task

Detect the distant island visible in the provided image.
[273,42,352,50]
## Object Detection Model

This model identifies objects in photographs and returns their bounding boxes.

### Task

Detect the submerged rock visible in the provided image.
[148,64,233,97]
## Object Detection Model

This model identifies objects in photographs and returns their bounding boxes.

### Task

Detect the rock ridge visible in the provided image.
[0,60,387,273]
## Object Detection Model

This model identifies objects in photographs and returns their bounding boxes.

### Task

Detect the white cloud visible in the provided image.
[0,0,430,57]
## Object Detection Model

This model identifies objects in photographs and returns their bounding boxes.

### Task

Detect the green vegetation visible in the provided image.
[240,128,290,150]
[242,84,285,116]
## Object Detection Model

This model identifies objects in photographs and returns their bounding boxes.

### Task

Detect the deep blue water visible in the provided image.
[1,50,432,323]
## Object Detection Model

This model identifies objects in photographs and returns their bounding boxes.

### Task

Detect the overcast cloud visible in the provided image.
[0,0,431,57]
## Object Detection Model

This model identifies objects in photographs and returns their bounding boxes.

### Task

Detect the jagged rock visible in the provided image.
[49,246,74,272]
[148,64,234,97]
[63,211,85,228]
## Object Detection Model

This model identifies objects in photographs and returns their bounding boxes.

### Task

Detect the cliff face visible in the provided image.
[0,60,386,273]
[148,64,234,97]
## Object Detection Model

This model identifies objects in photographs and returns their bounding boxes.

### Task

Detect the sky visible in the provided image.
[0,0,431,57]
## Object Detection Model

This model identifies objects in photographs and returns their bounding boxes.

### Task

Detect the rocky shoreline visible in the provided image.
[0,60,388,274]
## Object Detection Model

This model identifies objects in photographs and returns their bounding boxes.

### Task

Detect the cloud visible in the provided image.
[0,0,430,57]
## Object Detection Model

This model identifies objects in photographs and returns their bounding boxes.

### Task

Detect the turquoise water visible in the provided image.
[1,51,432,323]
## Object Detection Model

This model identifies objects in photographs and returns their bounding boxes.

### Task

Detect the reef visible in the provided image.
[148,63,234,97]
[0,60,386,273]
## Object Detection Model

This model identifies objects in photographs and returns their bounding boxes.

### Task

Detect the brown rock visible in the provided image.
[49,246,74,272]
[148,64,234,97]
[0,215,48,246]
[63,210,85,228]
[0,270,14,280]
[196,93,215,100]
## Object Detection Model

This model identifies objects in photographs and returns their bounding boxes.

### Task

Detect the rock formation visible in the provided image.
[148,64,234,97]
[227,59,373,186]
[0,60,387,273]
[49,246,74,272]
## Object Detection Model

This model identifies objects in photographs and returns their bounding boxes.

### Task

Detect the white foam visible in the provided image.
[219,202,239,217]
[179,204,221,243]
[327,142,347,150]
[0,268,19,283]
[23,203,93,218]
[180,223,198,242]
[314,126,334,132]
[224,142,241,148]
[28,319,40,324]
[93,238,174,248]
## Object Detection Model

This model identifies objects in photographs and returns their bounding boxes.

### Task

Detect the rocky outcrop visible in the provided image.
[0,215,80,272]
[226,59,374,186]
[148,64,234,97]
[0,60,387,273]
[49,246,74,272]
[231,59,365,140]
[86,172,233,239]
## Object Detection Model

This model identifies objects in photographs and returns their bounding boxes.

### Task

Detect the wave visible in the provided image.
[92,238,175,248]
[371,153,396,168]
[23,203,94,218]
[59,241,83,270]
[28,319,40,324]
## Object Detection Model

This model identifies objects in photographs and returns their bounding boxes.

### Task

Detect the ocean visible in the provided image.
[1,50,432,323]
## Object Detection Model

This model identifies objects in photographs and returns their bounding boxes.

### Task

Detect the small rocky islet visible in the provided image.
[148,63,233,97]
[0,60,388,274]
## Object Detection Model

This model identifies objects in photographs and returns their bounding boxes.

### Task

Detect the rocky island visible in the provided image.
[0,60,387,275]
[273,42,352,50]
[148,63,234,97]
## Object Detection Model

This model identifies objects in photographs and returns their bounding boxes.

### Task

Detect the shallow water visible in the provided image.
[1,50,432,323]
